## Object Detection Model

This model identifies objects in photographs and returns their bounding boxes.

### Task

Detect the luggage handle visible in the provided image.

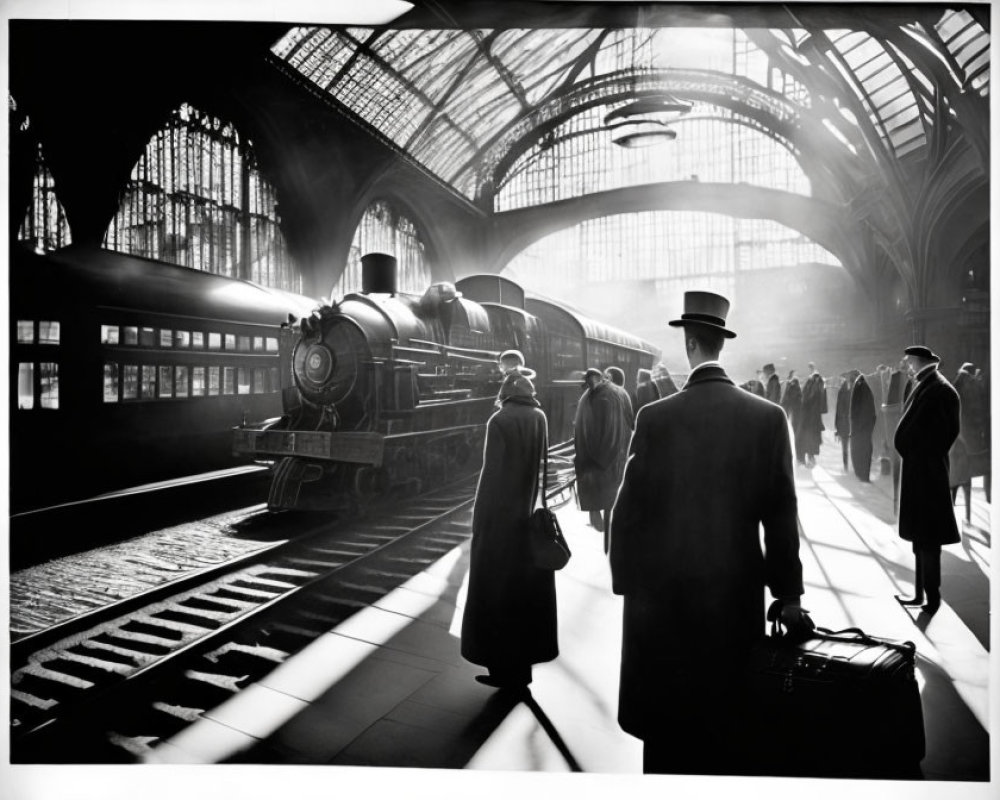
[766,602,916,657]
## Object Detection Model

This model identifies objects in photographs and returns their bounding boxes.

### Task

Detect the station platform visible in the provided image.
[7,432,996,800]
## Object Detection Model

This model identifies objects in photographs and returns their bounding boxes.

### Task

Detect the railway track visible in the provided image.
[11,443,576,764]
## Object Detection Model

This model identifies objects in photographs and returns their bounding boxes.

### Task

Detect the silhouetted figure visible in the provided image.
[950,362,990,522]
[462,370,556,689]
[610,291,811,776]
[798,363,827,467]
[850,373,877,481]
[894,346,960,616]
[835,370,859,472]
[781,372,803,462]
[604,366,635,431]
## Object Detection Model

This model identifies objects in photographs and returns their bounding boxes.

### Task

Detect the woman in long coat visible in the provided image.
[461,371,557,689]
[798,369,827,465]
[849,373,877,481]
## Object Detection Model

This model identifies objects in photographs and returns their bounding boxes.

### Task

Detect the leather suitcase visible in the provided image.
[746,625,925,779]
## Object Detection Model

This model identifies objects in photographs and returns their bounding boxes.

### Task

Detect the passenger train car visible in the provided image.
[234,256,659,511]
[10,243,319,513]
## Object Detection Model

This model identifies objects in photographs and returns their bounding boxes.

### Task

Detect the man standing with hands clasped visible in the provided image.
[893,345,961,615]
[609,290,813,776]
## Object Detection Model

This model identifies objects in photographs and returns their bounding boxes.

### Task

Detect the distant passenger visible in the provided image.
[609,290,812,775]
[781,371,802,459]
[604,366,635,431]
[949,362,988,523]
[835,370,860,471]
[495,349,535,407]
[461,370,557,689]
[635,368,658,411]
[798,362,827,467]
[849,372,877,482]
[573,367,632,550]
[893,345,960,615]
[762,362,781,403]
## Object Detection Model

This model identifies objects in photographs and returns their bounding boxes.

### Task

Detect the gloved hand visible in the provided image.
[779,600,816,642]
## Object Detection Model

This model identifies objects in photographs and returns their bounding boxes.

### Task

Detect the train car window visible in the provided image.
[102,325,120,345]
[225,334,237,350]
[16,321,34,343]
[38,321,59,344]
[141,365,156,399]
[103,363,119,403]
[159,330,173,348]
[253,336,264,351]
[17,363,34,409]
[175,366,189,397]
[208,333,222,350]
[192,332,205,348]
[123,365,139,399]
[39,362,59,409]
[140,327,156,347]
[124,326,138,346]
[208,366,220,396]
[266,337,278,352]
[192,366,206,396]
[269,367,279,391]
[237,367,251,394]
[253,368,266,394]
[223,366,235,395]
[237,335,251,352]
[158,366,173,398]
[174,331,190,348]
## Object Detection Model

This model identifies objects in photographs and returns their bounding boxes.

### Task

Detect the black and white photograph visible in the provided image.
[3,1,996,799]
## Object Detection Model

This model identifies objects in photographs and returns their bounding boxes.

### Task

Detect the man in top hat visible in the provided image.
[893,345,960,614]
[574,366,632,546]
[609,290,812,775]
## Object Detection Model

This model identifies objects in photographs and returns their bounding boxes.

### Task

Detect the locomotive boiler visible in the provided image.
[234,253,659,511]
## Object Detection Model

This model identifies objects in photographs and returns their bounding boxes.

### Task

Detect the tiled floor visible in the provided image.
[9,433,995,800]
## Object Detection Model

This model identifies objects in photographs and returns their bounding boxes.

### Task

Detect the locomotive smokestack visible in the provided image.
[361,252,398,295]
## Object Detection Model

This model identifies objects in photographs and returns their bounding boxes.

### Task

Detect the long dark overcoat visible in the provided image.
[461,398,558,671]
[798,373,826,457]
[764,373,781,403]
[781,378,802,440]
[574,381,632,510]
[850,374,877,480]
[894,368,961,547]
[950,371,989,486]
[608,365,804,740]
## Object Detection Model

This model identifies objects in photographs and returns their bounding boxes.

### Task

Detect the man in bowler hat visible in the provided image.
[894,345,961,614]
[609,290,812,775]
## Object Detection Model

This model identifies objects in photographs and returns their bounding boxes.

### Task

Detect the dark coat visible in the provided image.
[764,373,781,403]
[574,381,633,510]
[835,377,855,439]
[461,397,558,670]
[894,368,961,547]
[850,374,877,479]
[950,371,990,486]
[781,378,802,427]
[798,373,826,456]
[609,365,804,740]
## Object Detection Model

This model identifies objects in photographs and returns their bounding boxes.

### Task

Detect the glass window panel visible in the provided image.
[270,367,279,392]
[141,365,156,398]
[124,326,138,345]
[39,321,60,344]
[223,366,235,395]
[104,363,119,403]
[175,366,189,397]
[17,363,34,409]
[174,330,190,348]
[253,367,266,394]
[237,367,251,394]
[17,321,34,343]
[39,362,59,409]
[253,336,264,351]
[237,335,251,352]
[159,366,173,397]
[160,330,173,347]
[18,144,72,252]
[192,366,206,396]
[123,364,139,399]
[192,331,205,348]
[266,337,278,352]
[102,324,120,345]
[139,327,155,347]
[208,332,222,349]
[208,366,220,396]
[225,333,236,350]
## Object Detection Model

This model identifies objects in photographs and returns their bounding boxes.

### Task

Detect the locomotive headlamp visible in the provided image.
[303,344,335,385]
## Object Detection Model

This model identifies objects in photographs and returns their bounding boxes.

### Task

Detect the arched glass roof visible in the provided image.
[270,7,987,201]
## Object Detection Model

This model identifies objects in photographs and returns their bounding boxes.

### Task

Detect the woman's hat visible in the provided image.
[903,345,940,362]
[668,291,737,339]
[498,372,536,401]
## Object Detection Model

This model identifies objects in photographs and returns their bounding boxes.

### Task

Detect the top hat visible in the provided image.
[669,291,736,338]
[762,363,776,374]
[903,345,940,363]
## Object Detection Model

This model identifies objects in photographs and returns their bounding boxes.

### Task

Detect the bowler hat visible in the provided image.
[903,345,940,363]
[669,291,736,338]
[762,363,776,374]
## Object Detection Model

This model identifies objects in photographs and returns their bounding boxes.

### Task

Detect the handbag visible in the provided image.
[529,437,572,570]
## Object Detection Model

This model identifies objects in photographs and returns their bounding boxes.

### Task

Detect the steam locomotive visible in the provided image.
[234,253,660,511]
